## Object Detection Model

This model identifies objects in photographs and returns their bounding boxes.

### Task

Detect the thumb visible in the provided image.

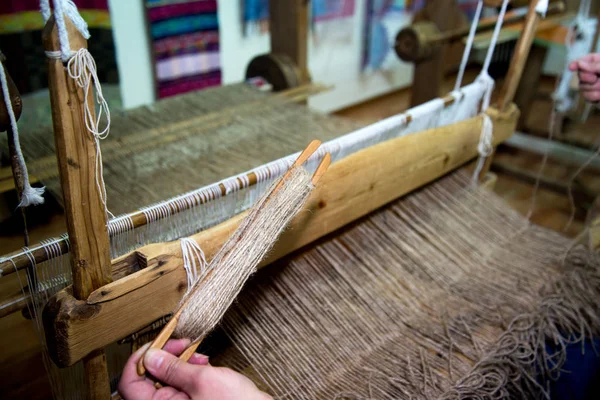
[569,61,579,71]
[144,348,202,394]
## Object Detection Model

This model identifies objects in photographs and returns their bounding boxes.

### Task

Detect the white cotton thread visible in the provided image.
[50,0,90,61]
[454,0,484,91]
[0,62,45,207]
[535,0,549,17]
[481,0,509,76]
[43,1,114,221]
[63,48,113,220]
[180,238,207,295]
[472,114,493,184]
[40,0,51,22]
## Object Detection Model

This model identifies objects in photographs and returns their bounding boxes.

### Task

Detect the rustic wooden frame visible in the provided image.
[4,1,541,398]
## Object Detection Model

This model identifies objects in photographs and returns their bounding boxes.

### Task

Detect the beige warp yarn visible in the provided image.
[210,170,600,399]
[174,166,314,342]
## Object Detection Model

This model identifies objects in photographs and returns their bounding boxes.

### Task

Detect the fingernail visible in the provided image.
[191,353,210,365]
[145,349,164,371]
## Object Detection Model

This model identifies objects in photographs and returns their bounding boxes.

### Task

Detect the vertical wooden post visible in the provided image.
[43,17,113,400]
[481,1,543,182]
[513,44,548,130]
[269,0,310,84]
[497,1,542,111]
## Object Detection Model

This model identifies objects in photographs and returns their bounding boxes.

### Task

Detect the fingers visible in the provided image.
[144,349,204,395]
[582,90,600,102]
[153,386,190,400]
[569,60,579,71]
[163,338,191,356]
[118,343,157,400]
[578,70,599,84]
[188,353,210,366]
[578,60,600,75]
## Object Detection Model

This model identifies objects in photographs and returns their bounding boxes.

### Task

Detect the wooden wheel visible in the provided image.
[245,53,302,91]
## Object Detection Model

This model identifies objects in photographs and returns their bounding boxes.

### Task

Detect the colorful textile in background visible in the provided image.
[0,1,116,94]
[312,0,356,45]
[362,0,409,71]
[242,0,269,36]
[146,0,221,98]
[241,0,356,41]
[0,0,110,33]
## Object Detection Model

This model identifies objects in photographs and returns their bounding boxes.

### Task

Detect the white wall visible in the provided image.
[108,0,156,109]
[109,0,413,112]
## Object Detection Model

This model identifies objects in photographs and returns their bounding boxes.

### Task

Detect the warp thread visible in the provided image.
[0,61,45,207]
[180,237,206,295]
[174,166,314,342]
[213,170,599,399]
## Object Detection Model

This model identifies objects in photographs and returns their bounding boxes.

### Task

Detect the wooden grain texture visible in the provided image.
[497,2,542,110]
[43,16,112,400]
[269,0,309,84]
[43,105,519,368]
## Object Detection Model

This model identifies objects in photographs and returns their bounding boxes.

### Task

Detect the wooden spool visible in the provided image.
[395,21,442,62]
[245,53,303,91]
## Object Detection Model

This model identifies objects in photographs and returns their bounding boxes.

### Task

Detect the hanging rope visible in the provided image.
[0,62,45,207]
[463,0,510,183]
[454,0,485,92]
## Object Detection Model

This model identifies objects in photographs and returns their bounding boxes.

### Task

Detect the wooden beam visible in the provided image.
[497,1,543,110]
[513,44,548,130]
[269,0,309,83]
[43,16,112,400]
[42,104,519,368]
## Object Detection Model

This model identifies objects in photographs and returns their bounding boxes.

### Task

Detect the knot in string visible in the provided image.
[478,114,494,157]
[476,72,495,111]
[472,114,494,185]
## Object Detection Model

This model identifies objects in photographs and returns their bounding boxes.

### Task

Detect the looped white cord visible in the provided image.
[535,0,549,18]
[180,238,207,295]
[49,0,91,61]
[472,114,494,184]
[454,0,485,91]
[44,1,113,220]
[40,0,51,22]
[0,62,45,207]
[65,48,113,219]
[67,49,111,139]
[481,0,509,75]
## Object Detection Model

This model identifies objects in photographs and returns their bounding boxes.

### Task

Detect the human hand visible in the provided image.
[118,339,272,400]
[569,53,600,102]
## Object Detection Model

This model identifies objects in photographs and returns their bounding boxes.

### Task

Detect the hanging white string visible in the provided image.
[454,0,485,91]
[535,0,549,18]
[470,0,509,183]
[44,0,113,220]
[0,62,45,207]
[472,114,494,185]
[67,49,113,219]
[180,238,207,295]
[47,0,91,61]
[480,0,509,76]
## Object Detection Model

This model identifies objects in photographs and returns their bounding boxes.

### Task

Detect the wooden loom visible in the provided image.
[0,1,547,399]
[395,0,573,108]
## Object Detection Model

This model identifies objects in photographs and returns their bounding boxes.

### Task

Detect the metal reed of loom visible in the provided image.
[2,1,598,399]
